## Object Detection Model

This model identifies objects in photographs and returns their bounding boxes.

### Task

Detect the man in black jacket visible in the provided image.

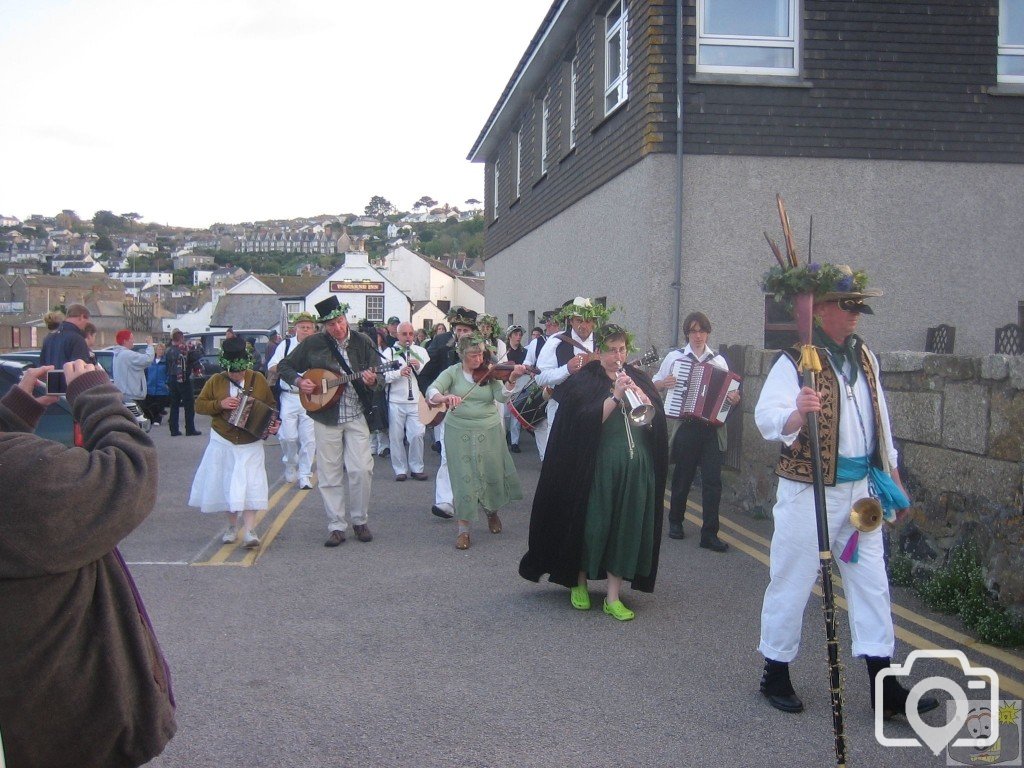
[40,303,92,368]
[278,297,382,547]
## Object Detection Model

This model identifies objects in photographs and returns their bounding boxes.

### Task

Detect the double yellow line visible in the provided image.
[193,481,312,567]
[683,499,1024,698]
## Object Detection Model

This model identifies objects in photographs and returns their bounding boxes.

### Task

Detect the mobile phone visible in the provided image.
[45,370,67,395]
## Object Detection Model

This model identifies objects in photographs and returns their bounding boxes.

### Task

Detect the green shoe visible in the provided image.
[570,584,591,611]
[603,599,635,621]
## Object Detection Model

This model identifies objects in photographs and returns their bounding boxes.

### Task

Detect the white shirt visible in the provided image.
[652,343,728,386]
[382,343,430,403]
[112,344,155,400]
[267,336,300,393]
[754,348,898,468]
[535,330,595,390]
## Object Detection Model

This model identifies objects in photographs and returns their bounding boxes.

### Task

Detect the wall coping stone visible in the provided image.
[981,355,1011,381]
[880,350,928,372]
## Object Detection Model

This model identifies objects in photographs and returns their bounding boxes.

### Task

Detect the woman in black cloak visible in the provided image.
[519,324,668,620]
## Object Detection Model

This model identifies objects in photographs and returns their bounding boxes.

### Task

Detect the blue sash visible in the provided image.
[836,455,909,521]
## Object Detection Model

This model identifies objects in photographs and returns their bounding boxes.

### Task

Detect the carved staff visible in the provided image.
[794,291,847,768]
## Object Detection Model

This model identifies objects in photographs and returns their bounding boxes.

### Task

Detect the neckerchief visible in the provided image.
[814,326,859,386]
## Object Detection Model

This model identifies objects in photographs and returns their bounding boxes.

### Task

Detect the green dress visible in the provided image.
[581,406,657,580]
[431,364,523,521]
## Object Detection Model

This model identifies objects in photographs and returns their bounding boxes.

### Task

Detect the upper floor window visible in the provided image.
[569,57,578,148]
[365,295,384,323]
[604,0,629,114]
[999,0,1024,83]
[515,131,522,198]
[492,164,500,220]
[697,0,799,76]
[540,94,550,175]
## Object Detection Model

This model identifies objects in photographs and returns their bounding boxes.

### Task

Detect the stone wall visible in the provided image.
[723,348,1024,611]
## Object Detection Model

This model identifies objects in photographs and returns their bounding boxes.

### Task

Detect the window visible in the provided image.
[569,57,578,148]
[284,301,301,317]
[697,0,799,76]
[999,0,1024,82]
[492,164,500,219]
[515,131,522,198]
[365,295,384,322]
[604,0,629,114]
[763,296,798,349]
[540,94,550,175]
[507,313,514,328]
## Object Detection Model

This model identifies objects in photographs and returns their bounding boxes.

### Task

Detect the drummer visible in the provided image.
[189,336,280,549]
[504,324,527,453]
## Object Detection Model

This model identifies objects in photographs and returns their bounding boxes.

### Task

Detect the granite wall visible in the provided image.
[724,348,1024,612]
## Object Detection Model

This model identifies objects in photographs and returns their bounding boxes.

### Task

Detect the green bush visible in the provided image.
[887,553,914,588]
[909,546,1024,648]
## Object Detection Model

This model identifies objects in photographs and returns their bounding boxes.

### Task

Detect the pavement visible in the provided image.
[124,415,1023,768]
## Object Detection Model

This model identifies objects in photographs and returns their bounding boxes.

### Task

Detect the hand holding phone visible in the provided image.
[46,370,67,395]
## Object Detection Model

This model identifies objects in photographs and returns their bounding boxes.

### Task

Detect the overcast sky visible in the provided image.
[0,0,552,228]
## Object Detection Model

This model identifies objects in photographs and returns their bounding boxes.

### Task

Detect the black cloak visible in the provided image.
[518,361,668,592]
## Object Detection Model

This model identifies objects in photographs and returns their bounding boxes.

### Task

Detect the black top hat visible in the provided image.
[315,296,349,323]
[447,306,478,328]
[221,336,248,359]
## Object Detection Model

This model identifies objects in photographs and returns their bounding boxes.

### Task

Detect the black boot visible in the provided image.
[760,659,804,713]
[866,656,940,721]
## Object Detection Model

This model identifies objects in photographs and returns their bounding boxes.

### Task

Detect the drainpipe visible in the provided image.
[670,0,685,348]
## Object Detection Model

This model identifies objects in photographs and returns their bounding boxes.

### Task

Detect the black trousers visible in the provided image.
[669,421,723,540]
[167,380,197,435]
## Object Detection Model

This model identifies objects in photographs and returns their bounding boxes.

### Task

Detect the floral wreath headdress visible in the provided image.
[556,297,613,325]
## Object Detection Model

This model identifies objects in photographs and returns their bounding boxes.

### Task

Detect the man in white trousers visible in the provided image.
[382,322,430,482]
[267,313,318,489]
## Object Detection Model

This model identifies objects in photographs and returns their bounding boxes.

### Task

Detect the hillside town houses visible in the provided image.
[0,210,487,352]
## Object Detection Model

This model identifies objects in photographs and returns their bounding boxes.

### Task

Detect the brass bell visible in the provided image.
[849,497,883,533]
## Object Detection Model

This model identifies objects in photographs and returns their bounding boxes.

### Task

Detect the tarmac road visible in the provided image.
[123,415,1022,768]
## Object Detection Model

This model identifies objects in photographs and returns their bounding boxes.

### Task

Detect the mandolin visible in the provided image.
[299,363,401,412]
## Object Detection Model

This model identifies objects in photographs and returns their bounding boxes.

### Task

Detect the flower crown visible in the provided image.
[595,323,635,352]
[218,348,255,372]
[557,297,613,324]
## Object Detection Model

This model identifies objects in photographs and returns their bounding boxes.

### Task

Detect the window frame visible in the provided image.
[696,0,800,77]
[999,0,1024,83]
[540,93,550,176]
[603,0,629,115]
[365,295,384,323]
[492,163,500,220]
[514,130,523,199]
[569,56,578,149]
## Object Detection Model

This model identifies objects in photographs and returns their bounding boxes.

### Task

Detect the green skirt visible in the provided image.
[581,410,657,580]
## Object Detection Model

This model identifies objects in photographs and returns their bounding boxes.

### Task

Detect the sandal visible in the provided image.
[570,584,591,611]
[603,599,635,621]
[455,532,470,550]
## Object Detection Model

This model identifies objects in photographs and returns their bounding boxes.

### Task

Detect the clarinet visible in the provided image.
[402,344,414,401]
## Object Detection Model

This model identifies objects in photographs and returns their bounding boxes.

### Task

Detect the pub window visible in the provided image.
[697,0,799,76]
[764,296,799,350]
[604,0,629,114]
[365,295,384,322]
[999,0,1024,83]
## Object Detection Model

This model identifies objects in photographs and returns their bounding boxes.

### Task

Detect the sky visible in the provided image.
[0,0,553,228]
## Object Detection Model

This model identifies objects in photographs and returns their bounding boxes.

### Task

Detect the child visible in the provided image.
[189,337,279,548]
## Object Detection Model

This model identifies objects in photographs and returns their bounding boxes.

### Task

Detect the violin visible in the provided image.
[472,360,539,383]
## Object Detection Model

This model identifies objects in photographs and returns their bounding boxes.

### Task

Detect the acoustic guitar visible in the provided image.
[417,396,447,428]
[299,363,401,412]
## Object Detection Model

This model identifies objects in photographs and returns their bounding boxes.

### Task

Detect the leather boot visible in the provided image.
[760,659,804,713]
[866,656,940,720]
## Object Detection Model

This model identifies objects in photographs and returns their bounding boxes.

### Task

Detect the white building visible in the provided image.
[375,245,485,316]
[305,252,410,326]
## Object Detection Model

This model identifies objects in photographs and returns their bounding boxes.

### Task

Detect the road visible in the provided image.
[121,415,1022,768]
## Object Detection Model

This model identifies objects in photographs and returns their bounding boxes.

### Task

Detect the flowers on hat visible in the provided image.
[557,297,612,323]
[289,312,317,326]
[762,262,871,304]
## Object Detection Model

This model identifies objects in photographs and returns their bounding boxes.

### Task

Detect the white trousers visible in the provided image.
[278,392,316,478]
[313,418,373,533]
[759,476,895,663]
[433,421,453,507]
[388,401,425,475]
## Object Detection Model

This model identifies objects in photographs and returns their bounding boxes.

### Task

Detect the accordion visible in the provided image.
[228,393,278,439]
[663,358,742,426]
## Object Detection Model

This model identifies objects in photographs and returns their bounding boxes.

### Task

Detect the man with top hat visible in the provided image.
[277,296,382,546]
[381,321,431,482]
[417,306,479,519]
[535,298,610,452]
[754,264,938,720]
[267,311,318,489]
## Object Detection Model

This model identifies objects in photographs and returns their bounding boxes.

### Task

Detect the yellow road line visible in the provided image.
[193,483,292,566]
[682,499,1024,682]
[249,487,310,565]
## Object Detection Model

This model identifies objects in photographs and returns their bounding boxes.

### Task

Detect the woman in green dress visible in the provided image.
[425,335,527,550]
[519,324,668,620]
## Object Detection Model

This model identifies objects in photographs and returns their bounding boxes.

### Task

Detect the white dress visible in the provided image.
[188,381,269,514]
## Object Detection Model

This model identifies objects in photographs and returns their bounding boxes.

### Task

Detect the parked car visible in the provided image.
[184,329,274,394]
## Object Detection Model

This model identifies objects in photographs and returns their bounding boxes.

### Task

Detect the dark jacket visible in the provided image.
[164,341,204,384]
[0,372,176,768]
[39,320,91,368]
[277,328,383,427]
[519,362,668,592]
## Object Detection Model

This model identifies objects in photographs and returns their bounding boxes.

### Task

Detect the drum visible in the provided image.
[509,381,547,432]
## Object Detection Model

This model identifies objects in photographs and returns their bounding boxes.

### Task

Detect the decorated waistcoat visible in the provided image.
[774,341,885,486]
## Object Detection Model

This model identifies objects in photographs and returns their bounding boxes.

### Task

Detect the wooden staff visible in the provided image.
[794,293,847,767]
